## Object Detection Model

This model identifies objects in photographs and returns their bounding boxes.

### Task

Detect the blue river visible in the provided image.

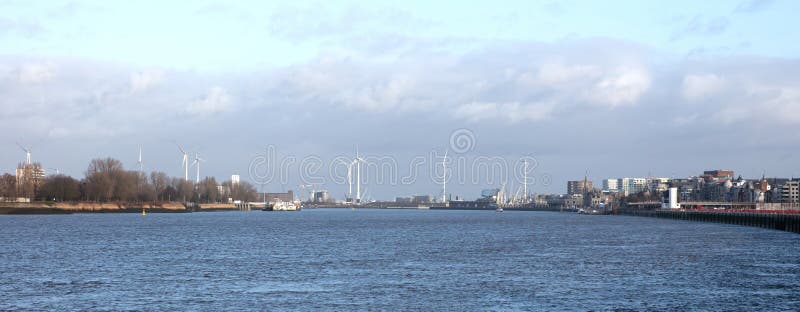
[1,209,798,310]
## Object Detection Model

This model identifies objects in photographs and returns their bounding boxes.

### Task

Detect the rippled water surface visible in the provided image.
[1,209,799,310]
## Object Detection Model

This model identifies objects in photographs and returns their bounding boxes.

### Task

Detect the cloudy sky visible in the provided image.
[1,0,798,199]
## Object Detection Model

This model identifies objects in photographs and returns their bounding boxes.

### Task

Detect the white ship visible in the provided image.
[271,201,298,211]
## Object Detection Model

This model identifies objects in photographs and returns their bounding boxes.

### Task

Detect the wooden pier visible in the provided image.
[621,209,800,234]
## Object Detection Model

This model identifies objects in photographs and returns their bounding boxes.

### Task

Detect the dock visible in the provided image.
[621,209,800,234]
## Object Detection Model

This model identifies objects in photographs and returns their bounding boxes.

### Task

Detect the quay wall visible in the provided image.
[621,209,800,234]
[0,202,188,214]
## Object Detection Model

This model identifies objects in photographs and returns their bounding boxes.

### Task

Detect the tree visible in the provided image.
[0,173,17,200]
[196,177,220,203]
[133,171,154,202]
[223,180,258,202]
[170,178,194,202]
[150,171,169,201]
[161,185,178,202]
[84,158,130,201]
[38,175,81,201]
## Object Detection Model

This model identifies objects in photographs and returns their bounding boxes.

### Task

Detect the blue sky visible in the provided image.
[1,0,798,199]
[2,0,796,69]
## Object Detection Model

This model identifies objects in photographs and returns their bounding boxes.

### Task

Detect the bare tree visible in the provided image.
[0,173,17,200]
[150,171,169,201]
[169,178,194,202]
[38,175,81,202]
[133,171,154,202]
[221,180,258,202]
[84,158,125,201]
[196,177,220,203]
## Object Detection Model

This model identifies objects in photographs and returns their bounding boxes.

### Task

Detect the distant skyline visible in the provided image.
[1,0,798,199]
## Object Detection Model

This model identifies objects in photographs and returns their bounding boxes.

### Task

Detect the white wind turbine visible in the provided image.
[16,142,32,165]
[523,159,528,204]
[191,152,204,183]
[354,147,366,204]
[176,143,189,181]
[441,150,448,203]
[138,145,144,173]
[339,159,355,202]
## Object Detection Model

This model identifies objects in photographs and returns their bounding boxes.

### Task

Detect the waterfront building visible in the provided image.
[312,191,330,203]
[646,177,670,193]
[567,180,593,195]
[15,163,45,185]
[602,179,618,192]
[702,170,734,182]
[582,190,608,208]
[395,196,412,204]
[564,194,582,207]
[699,178,729,201]
[751,182,767,202]
[780,180,800,203]
[265,190,293,203]
[15,163,45,199]
[412,195,432,204]
[618,178,647,196]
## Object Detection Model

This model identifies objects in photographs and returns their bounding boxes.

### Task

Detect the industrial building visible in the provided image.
[264,190,294,203]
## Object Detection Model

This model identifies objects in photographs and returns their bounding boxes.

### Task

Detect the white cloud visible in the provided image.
[187,86,233,116]
[589,66,651,107]
[712,106,750,124]
[536,63,600,85]
[18,63,54,84]
[754,86,800,123]
[130,69,165,93]
[682,73,726,101]
[454,101,554,123]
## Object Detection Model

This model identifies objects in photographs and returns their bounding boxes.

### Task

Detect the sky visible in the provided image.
[1,0,799,199]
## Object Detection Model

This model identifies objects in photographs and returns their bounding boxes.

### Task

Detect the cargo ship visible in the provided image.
[429,200,498,210]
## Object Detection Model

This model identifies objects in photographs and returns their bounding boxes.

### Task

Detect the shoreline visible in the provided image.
[0,202,241,215]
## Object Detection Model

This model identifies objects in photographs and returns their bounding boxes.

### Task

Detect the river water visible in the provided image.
[1,209,798,310]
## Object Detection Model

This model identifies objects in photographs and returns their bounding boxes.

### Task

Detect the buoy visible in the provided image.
[142,208,147,216]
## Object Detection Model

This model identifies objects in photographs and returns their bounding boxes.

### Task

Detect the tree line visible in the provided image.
[0,158,258,203]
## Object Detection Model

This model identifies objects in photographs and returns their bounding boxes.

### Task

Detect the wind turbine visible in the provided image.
[176,143,189,181]
[441,150,448,203]
[137,145,143,173]
[523,159,528,204]
[354,147,366,204]
[16,142,31,165]
[191,152,204,183]
[47,168,60,175]
[339,159,354,202]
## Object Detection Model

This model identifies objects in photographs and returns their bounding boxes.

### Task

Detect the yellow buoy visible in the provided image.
[142,208,147,216]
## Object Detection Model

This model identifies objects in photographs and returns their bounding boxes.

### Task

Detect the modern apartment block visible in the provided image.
[618,178,647,196]
[602,179,619,192]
